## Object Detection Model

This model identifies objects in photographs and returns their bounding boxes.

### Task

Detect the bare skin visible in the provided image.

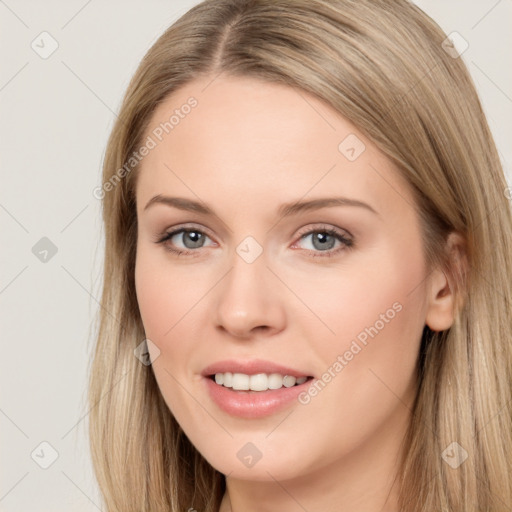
[134,75,458,512]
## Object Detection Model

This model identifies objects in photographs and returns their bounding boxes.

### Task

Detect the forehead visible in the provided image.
[136,75,414,220]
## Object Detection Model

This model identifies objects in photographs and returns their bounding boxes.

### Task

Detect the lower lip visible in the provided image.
[203,376,313,419]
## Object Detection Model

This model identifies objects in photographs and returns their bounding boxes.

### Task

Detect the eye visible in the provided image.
[154,226,215,256]
[154,223,354,258]
[292,225,353,258]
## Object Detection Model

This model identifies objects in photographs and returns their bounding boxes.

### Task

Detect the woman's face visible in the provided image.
[134,75,448,484]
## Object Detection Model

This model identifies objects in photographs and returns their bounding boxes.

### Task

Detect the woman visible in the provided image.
[88,0,512,510]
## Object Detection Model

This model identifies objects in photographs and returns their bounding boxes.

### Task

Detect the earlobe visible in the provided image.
[424,232,467,332]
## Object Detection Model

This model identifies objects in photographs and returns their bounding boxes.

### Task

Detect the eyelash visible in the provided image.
[154,224,354,259]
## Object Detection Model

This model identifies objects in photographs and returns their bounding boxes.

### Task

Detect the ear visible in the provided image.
[425,232,467,332]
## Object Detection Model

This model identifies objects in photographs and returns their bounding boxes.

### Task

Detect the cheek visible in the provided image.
[134,253,171,339]
[135,245,206,339]
[296,236,427,394]
[292,239,426,344]
[134,248,198,418]
[285,243,427,462]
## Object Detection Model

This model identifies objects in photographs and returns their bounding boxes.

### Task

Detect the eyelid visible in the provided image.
[294,223,353,241]
[154,223,217,242]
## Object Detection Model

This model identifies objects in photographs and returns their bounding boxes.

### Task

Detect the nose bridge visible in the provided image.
[214,237,285,337]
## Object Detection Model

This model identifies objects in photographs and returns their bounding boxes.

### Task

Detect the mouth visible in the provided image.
[203,372,315,419]
[200,359,315,418]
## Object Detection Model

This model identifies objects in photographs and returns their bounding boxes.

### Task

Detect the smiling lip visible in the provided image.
[201,359,311,379]
[201,359,314,419]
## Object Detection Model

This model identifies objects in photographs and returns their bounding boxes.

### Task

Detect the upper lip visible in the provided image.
[201,359,312,378]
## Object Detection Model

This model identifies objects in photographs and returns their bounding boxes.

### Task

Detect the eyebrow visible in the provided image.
[143,194,379,217]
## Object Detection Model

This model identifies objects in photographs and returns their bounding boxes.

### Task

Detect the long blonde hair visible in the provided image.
[88,0,512,510]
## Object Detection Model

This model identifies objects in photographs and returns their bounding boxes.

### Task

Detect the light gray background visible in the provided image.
[1,1,511,510]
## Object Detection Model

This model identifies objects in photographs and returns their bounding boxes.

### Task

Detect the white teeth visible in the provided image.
[249,373,268,391]
[232,373,250,390]
[268,373,282,389]
[282,375,296,387]
[223,372,233,387]
[212,372,310,391]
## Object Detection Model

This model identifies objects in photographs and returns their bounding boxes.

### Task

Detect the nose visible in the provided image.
[214,248,287,339]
